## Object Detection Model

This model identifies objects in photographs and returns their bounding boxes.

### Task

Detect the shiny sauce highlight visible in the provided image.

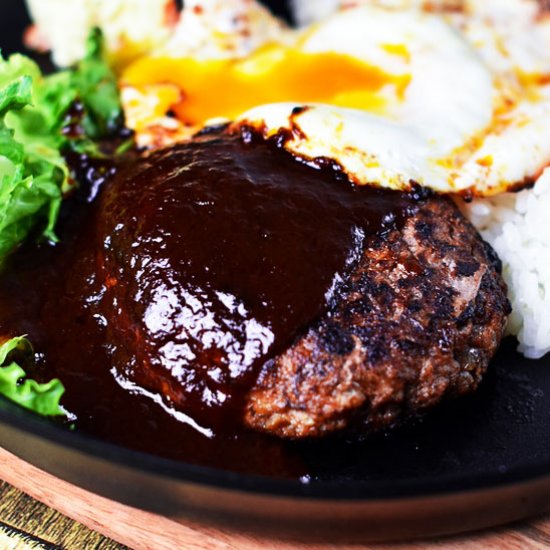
[0,131,419,475]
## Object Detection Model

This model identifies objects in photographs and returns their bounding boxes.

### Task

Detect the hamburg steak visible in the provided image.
[89,129,510,438]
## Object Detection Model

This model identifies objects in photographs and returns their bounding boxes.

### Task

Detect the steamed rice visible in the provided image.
[464,172,550,359]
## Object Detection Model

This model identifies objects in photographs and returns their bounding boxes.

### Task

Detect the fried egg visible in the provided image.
[235,6,494,195]
[115,0,550,197]
[234,0,550,196]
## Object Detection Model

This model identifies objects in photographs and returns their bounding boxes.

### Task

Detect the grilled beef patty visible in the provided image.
[246,194,511,437]
[91,130,510,438]
[0,129,510,445]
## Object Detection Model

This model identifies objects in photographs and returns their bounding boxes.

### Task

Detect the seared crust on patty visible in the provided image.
[245,196,511,438]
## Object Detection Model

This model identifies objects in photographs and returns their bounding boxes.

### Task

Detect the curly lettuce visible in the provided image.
[72,28,123,140]
[0,30,124,417]
[0,337,64,416]
[0,29,122,260]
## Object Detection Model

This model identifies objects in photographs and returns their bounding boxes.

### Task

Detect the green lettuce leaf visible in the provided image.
[73,28,123,139]
[0,336,64,416]
[0,30,124,418]
[0,29,123,261]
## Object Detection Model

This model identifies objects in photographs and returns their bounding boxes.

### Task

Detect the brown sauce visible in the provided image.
[0,130,420,476]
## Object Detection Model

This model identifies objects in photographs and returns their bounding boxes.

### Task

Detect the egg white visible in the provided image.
[235,5,495,194]
[45,0,550,197]
[158,0,288,60]
[234,1,550,196]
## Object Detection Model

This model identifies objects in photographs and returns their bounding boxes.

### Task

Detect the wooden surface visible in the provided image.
[1,447,550,549]
[0,482,125,549]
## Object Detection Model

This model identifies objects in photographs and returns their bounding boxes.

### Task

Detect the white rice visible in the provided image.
[463,171,550,359]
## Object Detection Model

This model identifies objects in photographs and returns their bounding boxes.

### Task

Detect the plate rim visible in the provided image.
[1,394,550,502]
[1,0,550,509]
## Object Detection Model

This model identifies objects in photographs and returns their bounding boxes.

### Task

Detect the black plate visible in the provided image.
[0,2,549,543]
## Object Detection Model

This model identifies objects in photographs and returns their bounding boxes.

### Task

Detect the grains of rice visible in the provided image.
[463,171,550,359]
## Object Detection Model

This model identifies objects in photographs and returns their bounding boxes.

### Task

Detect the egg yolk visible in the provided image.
[122,44,410,128]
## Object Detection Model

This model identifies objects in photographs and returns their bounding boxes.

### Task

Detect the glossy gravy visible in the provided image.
[0,130,420,476]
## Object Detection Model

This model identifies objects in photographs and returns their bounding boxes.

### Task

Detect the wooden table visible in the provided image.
[1,477,550,549]
[0,482,124,549]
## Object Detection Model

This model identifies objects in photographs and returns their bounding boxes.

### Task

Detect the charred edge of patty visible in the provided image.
[244,197,510,439]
